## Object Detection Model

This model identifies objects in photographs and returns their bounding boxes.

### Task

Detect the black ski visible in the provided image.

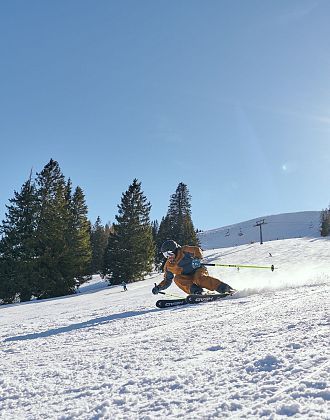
[156,291,237,308]
[156,298,188,309]
[186,292,234,304]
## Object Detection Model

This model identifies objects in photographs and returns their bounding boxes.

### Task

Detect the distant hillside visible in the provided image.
[198,211,321,250]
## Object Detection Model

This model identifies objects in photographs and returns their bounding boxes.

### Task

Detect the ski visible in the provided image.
[156,298,188,309]
[186,292,236,304]
[156,291,237,308]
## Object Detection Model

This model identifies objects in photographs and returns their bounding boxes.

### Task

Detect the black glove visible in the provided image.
[152,285,160,295]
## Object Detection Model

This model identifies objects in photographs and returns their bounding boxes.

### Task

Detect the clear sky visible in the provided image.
[0,0,329,231]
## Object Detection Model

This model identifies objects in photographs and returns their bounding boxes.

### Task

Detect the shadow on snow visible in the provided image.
[4,308,159,342]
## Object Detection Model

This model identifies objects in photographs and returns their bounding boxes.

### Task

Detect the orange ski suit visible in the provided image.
[157,245,223,294]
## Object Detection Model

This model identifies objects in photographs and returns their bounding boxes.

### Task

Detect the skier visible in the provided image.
[152,240,235,296]
[122,281,127,291]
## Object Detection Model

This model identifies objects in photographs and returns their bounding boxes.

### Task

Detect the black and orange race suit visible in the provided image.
[157,245,223,294]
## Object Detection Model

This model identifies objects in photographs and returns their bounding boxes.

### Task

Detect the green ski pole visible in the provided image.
[202,263,275,271]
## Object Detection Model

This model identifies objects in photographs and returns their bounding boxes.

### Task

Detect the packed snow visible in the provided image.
[1,215,329,419]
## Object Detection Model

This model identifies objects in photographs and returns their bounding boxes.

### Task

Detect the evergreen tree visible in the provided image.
[151,220,159,242]
[154,215,172,268]
[34,159,76,298]
[90,216,109,274]
[152,218,171,270]
[0,159,92,303]
[69,186,92,280]
[320,206,330,237]
[0,175,38,303]
[104,222,113,237]
[0,257,18,304]
[104,179,155,283]
[158,182,199,248]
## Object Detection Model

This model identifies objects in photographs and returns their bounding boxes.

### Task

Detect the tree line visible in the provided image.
[0,159,198,304]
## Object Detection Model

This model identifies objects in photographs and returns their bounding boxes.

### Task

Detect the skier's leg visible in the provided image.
[189,283,204,294]
[216,282,235,293]
[174,275,199,294]
[193,269,234,293]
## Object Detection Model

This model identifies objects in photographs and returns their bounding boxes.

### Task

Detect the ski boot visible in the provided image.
[189,284,204,295]
[216,283,236,295]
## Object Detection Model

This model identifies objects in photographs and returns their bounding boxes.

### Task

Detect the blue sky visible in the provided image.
[0,0,329,231]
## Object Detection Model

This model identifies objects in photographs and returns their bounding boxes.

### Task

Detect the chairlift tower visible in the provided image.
[254,219,267,244]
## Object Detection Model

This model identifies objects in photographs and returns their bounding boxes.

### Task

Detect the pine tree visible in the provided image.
[0,258,17,304]
[0,175,38,303]
[151,220,159,242]
[69,186,92,281]
[154,215,172,268]
[158,182,199,248]
[320,206,330,237]
[34,159,76,298]
[104,179,155,283]
[90,216,109,274]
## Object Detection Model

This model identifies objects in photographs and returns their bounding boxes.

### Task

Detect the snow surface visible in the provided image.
[1,234,329,419]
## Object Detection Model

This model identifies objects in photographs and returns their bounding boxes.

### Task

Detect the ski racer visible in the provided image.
[152,240,235,295]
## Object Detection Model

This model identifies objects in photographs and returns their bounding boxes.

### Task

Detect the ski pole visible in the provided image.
[159,291,183,298]
[202,263,275,271]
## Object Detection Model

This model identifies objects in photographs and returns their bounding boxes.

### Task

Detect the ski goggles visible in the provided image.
[163,250,175,258]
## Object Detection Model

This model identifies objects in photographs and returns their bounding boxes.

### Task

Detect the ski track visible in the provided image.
[0,238,329,419]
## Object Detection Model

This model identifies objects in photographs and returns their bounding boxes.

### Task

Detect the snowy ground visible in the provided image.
[1,238,329,419]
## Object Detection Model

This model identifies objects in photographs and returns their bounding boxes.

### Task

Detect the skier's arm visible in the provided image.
[152,263,174,294]
[157,269,173,290]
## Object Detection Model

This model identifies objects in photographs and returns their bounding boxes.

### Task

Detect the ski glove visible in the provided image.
[152,285,160,295]
[191,258,202,269]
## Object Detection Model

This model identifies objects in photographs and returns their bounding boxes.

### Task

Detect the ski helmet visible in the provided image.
[161,239,179,254]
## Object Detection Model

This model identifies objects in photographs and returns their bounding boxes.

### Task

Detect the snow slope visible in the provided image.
[198,211,321,249]
[1,237,329,419]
